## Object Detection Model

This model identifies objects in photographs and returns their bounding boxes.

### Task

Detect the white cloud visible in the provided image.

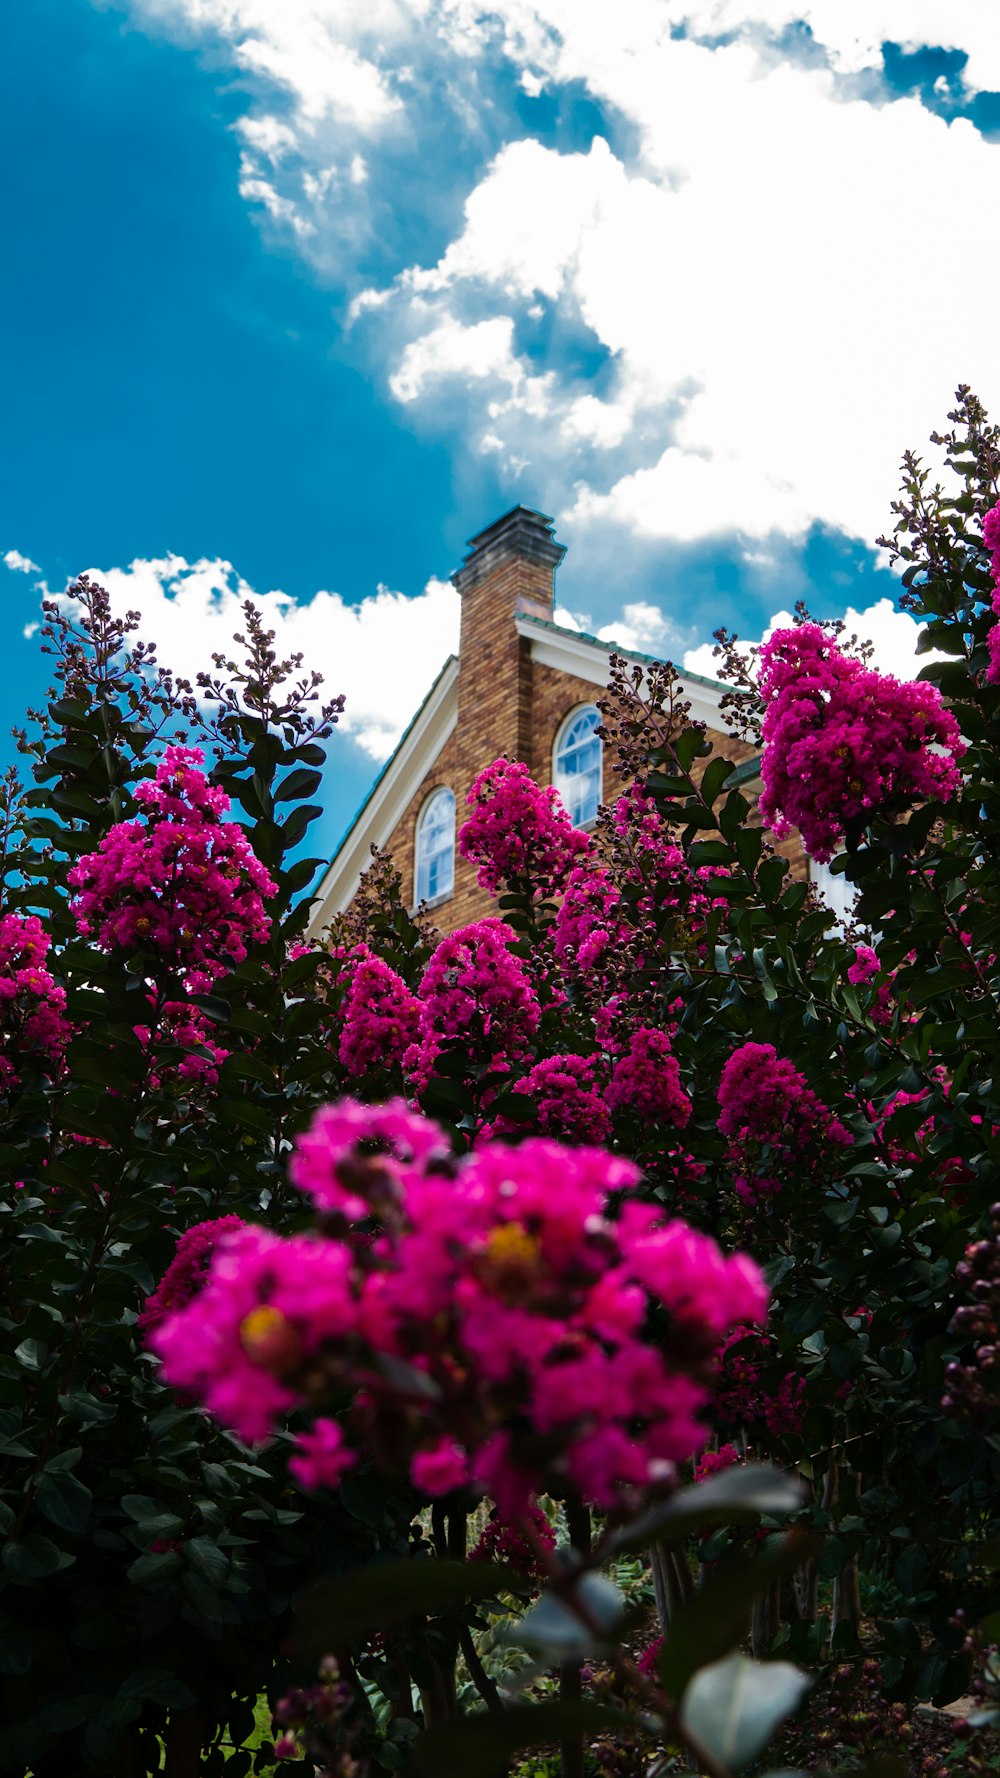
[597,599,682,653]
[100,0,1000,551]
[683,596,937,682]
[389,316,523,403]
[71,554,459,761]
[4,549,40,574]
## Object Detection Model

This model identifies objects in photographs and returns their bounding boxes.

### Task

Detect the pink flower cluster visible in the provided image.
[458,758,589,897]
[693,1442,742,1483]
[469,1500,557,1586]
[68,746,277,988]
[846,944,894,1026]
[715,1327,807,1442]
[337,946,420,1079]
[717,1040,852,1207]
[757,624,965,861]
[484,1052,612,1146]
[0,912,71,1092]
[984,504,1000,682]
[150,1098,768,1520]
[134,1000,230,1093]
[553,864,627,979]
[138,1215,245,1340]
[403,919,540,1090]
[606,1027,692,1128]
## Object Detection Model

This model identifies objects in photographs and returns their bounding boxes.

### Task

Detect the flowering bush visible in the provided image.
[11,390,1000,1775]
[0,911,70,1091]
[458,756,589,896]
[756,622,965,860]
[68,743,277,987]
[152,1098,769,1517]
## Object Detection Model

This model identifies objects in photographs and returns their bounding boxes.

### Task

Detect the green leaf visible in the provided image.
[681,1653,811,1771]
[513,1573,626,1658]
[607,1465,806,1557]
[121,1494,162,1522]
[296,1559,522,1658]
[279,803,323,848]
[0,1613,32,1676]
[416,1703,636,1778]
[2,1533,75,1582]
[36,1473,93,1536]
[735,827,765,874]
[659,1534,819,1698]
[275,766,323,803]
[700,756,736,805]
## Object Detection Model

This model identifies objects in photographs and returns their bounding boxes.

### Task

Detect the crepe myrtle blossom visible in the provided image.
[458,757,589,897]
[403,918,540,1092]
[68,746,277,986]
[150,1099,768,1521]
[0,912,71,1092]
[138,1215,245,1341]
[717,1040,853,1207]
[606,1027,692,1129]
[336,945,421,1079]
[479,1052,613,1146]
[757,624,965,862]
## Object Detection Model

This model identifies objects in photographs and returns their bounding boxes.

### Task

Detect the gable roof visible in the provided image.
[307,654,459,935]
[514,612,731,730]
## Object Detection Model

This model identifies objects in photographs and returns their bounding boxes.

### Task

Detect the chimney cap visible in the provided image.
[451,504,566,595]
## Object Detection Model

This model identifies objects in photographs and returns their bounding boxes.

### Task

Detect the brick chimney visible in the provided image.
[451,506,566,766]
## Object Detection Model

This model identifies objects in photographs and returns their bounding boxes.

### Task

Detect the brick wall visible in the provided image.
[359,507,806,933]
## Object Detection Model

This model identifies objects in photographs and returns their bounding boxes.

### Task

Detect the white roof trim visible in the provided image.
[515,616,730,731]
[307,657,459,935]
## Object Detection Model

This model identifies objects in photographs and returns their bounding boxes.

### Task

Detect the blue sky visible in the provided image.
[2,1,999,862]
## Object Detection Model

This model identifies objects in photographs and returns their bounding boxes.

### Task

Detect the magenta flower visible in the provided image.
[68,745,277,985]
[150,1098,769,1520]
[757,624,965,861]
[404,919,540,1091]
[288,1419,355,1491]
[337,946,421,1078]
[458,757,589,897]
[606,1027,692,1128]
[0,912,71,1092]
[718,1040,853,1207]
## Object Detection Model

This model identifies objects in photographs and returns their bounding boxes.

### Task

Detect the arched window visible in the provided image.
[415,787,455,904]
[554,705,602,828]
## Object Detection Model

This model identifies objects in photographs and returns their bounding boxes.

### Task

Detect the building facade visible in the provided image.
[308,505,810,937]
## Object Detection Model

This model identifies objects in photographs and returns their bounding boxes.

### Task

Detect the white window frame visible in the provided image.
[415,786,456,905]
[809,854,858,925]
[553,704,602,829]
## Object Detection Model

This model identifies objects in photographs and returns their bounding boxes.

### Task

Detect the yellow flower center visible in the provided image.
[477,1221,542,1300]
[239,1305,300,1373]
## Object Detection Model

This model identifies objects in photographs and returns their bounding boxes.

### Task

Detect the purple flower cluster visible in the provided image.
[68,746,277,989]
[757,624,965,861]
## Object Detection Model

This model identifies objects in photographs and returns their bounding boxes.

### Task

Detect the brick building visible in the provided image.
[308,506,824,936]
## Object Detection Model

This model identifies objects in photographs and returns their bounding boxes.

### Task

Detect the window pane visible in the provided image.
[416,788,455,902]
[555,707,602,828]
